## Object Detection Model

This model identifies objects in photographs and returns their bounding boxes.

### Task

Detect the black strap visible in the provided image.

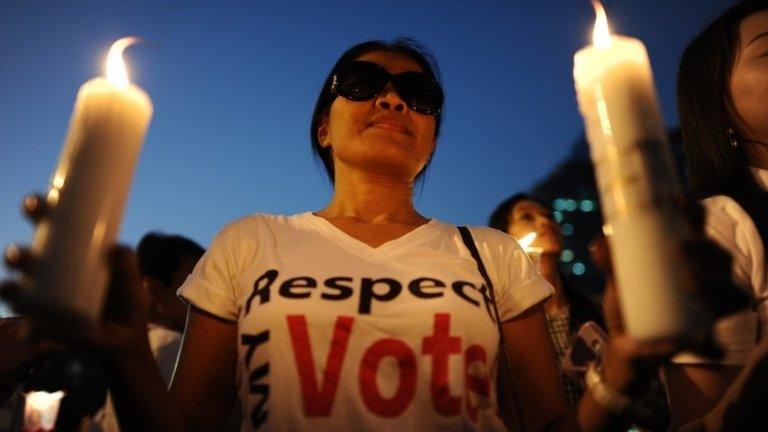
[458,226,501,322]
[458,226,527,432]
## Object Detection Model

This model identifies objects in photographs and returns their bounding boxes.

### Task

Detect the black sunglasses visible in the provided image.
[331,61,444,116]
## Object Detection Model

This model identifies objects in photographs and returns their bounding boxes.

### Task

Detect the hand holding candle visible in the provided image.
[26,38,153,320]
[573,2,704,340]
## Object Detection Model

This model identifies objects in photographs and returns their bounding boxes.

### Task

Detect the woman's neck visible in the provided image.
[319,164,426,225]
[540,253,569,314]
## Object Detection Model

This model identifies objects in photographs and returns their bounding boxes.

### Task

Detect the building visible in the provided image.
[530,130,685,296]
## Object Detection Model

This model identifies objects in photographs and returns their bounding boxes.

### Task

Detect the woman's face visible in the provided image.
[318,51,437,183]
[730,10,768,144]
[506,199,562,254]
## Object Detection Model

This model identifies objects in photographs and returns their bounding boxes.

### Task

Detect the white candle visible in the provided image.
[573,3,702,339]
[28,37,153,320]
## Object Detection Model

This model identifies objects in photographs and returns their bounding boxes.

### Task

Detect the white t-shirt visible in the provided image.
[178,212,552,432]
[673,168,768,365]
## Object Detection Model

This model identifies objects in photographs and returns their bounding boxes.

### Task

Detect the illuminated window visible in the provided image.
[580,199,595,212]
[560,249,574,262]
[561,223,574,236]
[572,262,586,275]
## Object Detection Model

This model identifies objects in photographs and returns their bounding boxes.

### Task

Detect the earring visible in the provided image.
[727,127,740,149]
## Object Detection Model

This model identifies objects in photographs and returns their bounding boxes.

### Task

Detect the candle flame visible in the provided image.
[25,391,65,410]
[106,36,140,88]
[591,1,612,49]
[518,232,537,250]
[24,391,65,431]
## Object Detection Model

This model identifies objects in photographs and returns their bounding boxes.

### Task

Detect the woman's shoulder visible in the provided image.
[212,212,315,245]
[700,195,760,246]
[459,224,523,249]
[700,195,764,293]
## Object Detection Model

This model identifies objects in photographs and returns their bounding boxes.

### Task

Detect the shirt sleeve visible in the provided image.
[471,227,553,322]
[702,196,763,292]
[178,224,241,321]
[672,196,763,365]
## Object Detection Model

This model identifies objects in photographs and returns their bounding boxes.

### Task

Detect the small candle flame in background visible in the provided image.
[591,1,612,49]
[518,232,538,252]
[24,391,65,431]
[106,36,140,88]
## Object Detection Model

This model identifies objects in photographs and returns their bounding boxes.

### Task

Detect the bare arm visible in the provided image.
[502,300,676,432]
[664,364,740,430]
[500,302,568,431]
[107,306,238,432]
[169,307,239,430]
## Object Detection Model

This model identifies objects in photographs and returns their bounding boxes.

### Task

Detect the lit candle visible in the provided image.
[517,232,543,268]
[23,391,65,432]
[573,3,702,339]
[27,37,153,320]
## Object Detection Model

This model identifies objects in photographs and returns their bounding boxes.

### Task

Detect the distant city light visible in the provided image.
[572,262,586,275]
[565,199,578,212]
[579,199,595,212]
[560,249,574,262]
[561,223,574,236]
[553,199,566,211]
[553,211,563,223]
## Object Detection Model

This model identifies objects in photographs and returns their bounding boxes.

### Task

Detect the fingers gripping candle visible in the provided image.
[573,3,702,339]
[28,38,152,320]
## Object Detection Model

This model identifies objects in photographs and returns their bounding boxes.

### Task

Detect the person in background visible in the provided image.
[673,0,768,428]
[489,193,603,408]
[136,232,204,384]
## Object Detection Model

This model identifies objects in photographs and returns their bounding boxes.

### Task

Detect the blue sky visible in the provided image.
[0,0,732,313]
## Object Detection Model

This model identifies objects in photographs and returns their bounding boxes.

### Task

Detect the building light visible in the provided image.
[560,249,574,262]
[572,262,586,275]
[553,211,564,223]
[580,199,595,212]
[561,223,574,236]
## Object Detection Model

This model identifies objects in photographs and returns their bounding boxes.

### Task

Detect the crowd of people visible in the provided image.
[1,1,768,430]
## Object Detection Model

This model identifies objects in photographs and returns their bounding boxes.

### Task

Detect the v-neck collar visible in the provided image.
[301,212,441,257]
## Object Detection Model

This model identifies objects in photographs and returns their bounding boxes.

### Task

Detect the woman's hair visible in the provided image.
[310,38,444,183]
[488,193,552,233]
[137,232,205,288]
[488,194,604,330]
[678,0,768,244]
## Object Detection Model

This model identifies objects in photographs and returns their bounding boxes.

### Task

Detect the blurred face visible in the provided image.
[730,10,768,145]
[506,199,562,254]
[317,51,437,182]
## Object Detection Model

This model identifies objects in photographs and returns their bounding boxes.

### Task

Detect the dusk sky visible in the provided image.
[0,0,733,313]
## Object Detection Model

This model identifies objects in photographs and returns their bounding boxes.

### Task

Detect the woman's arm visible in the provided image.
[502,301,676,432]
[664,364,740,430]
[107,306,238,432]
[169,307,239,429]
[500,302,568,431]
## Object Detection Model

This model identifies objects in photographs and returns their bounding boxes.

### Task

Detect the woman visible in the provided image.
[673,0,768,428]
[489,194,603,408]
[2,39,689,431]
